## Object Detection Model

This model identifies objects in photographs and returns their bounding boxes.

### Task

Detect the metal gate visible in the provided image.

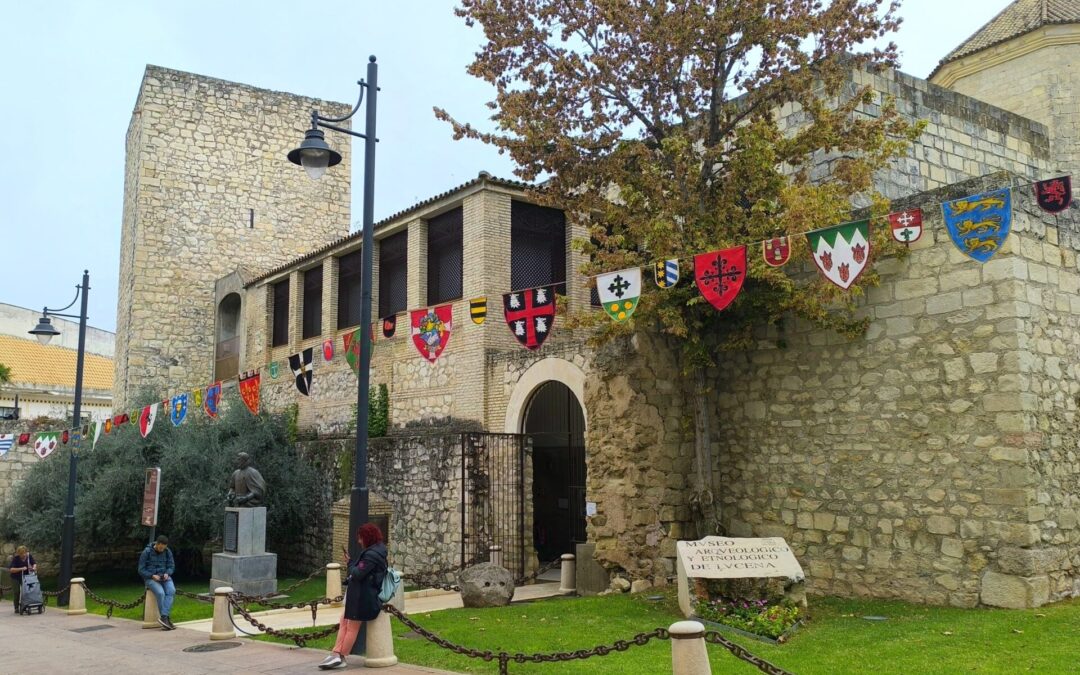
[461,432,527,579]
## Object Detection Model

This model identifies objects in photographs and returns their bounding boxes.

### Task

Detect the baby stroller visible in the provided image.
[17,571,44,615]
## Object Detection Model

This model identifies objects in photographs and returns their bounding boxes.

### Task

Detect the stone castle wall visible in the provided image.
[708,176,1079,608]
[795,66,1053,202]
[114,66,353,410]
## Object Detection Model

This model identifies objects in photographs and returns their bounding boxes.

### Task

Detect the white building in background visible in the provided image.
[0,303,114,423]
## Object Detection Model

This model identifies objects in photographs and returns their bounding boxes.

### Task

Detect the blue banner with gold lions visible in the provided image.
[941,188,1011,263]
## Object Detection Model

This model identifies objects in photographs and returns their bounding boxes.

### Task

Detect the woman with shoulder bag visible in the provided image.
[318,522,388,670]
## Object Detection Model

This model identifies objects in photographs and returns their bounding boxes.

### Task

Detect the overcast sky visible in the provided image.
[0,0,1012,333]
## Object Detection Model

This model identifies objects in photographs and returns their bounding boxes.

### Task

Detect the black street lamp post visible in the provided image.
[288,55,378,595]
[29,269,91,607]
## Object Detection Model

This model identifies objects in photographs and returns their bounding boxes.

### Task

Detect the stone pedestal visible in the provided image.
[210,507,277,597]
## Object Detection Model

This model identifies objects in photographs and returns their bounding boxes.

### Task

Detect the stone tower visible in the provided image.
[930,0,1080,171]
[114,66,352,408]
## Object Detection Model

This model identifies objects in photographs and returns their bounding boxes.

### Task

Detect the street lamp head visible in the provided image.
[29,314,60,346]
[287,127,342,180]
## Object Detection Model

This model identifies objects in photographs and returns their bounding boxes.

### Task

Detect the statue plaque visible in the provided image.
[224,510,239,553]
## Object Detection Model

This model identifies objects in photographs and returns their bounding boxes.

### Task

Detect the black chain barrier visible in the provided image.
[229,595,340,647]
[174,588,214,603]
[81,583,146,619]
[513,558,561,586]
[703,630,794,675]
[383,603,672,675]
[277,566,328,596]
[41,583,71,598]
[404,556,561,593]
[229,590,345,625]
[400,554,484,592]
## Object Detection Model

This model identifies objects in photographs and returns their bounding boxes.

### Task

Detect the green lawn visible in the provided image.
[261,590,1080,674]
[52,572,332,623]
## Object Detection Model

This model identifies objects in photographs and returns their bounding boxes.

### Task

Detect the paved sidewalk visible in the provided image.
[0,604,454,674]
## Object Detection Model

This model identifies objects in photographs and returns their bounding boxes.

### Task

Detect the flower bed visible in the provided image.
[694,596,802,641]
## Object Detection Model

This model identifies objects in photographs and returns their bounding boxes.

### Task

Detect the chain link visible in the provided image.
[404,555,560,593]
[703,630,794,675]
[277,566,327,596]
[513,558,561,586]
[229,595,339,646]
[174,588,214,603]
[383,603,671,674]
[81,583,146,619]
[41,583,72,598]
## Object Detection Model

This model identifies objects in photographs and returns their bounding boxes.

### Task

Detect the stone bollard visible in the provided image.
[363,611,399,668]
[67,577,87,616]
[489,544,503,568]
[326,563,343,607]
[210,587,236,641]
[559,553,576,593]
[669,621,710,675]
[142,587,161,629]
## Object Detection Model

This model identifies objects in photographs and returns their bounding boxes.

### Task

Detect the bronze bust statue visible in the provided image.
[226,452,267,507]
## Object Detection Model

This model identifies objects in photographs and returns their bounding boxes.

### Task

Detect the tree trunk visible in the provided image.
[691,369,720,537]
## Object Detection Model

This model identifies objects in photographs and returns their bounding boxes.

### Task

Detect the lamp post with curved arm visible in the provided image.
[287,56,378,588]
[28,269,90,607]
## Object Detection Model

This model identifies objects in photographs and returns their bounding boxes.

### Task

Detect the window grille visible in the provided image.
[427,207,463,305]
[511,201,566,294]
[337,249,363,329]
[378,229,408,318]
[271,279,289,347]
[302,266,323,339]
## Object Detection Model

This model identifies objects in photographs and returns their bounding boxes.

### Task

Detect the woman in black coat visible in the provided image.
[318,522,388,670]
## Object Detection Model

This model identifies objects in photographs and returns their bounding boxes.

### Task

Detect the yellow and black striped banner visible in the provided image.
[470,297,487,325]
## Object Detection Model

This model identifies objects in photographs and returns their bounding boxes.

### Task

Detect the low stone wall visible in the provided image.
[299,429,468,579]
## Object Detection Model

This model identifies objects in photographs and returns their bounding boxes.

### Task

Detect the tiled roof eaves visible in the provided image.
[245,172,536,286]
[929,20,1075,78]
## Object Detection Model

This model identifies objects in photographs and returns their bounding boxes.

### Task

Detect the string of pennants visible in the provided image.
[0,176,1068,460]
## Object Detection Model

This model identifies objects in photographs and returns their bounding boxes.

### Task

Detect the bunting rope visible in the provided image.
[1,176,1070,452]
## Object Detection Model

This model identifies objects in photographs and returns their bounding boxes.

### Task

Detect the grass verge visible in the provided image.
[259,590,1080,674]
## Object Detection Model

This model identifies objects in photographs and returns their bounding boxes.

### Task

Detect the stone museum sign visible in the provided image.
[676,536,805,617]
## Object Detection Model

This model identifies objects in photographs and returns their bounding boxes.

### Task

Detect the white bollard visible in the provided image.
[326,563,343,607]
[559,553,576,593]
[142,588,160,629]
[210,586,236,640]
[67,577,87,616]
[363,611,399,668]
[669,621,710,675]
[489,544,503,568]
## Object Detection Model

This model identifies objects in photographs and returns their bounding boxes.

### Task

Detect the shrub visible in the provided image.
[0,389,319,574]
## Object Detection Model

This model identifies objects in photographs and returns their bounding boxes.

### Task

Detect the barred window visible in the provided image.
[378,229,408,318]
[337,249,363,329]
[302,266,323,339]
[511,201,566,294]
[427,207,463,305]
[271,279,289,347]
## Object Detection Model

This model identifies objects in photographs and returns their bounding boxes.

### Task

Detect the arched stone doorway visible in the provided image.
[522,380,587,563]
[215,293,242,381]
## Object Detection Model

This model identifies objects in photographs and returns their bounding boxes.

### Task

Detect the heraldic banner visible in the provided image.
[597,267,642,322]
[239,370,260,415]
[694,246,746,311]
[941,189,1011,263]
[807,220,871,289]
[411,305,453,362]
[503,286,556,350]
